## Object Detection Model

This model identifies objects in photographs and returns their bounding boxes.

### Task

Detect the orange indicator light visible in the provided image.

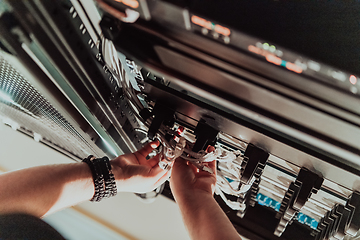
[286,62,303,74]
[350,75,357,85]
[191,15,212,30]
[266,54,282,66]
[248,45,263,55]
[248,45,269,57]
[191,15,231,36]
[114,0,139,8]
[249,45,303,74]
[214,24,231,36]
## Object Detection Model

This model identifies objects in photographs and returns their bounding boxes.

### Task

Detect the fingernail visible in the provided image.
[150,140,159,148]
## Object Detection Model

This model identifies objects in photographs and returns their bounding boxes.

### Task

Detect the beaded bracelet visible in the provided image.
[83,155,117,202]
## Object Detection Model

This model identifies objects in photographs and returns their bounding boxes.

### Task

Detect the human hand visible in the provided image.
[111,140,171,193]
[169,146,243,240]
[170,146,217,202]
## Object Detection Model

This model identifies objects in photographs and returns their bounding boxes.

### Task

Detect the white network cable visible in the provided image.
[179,147,242,174]
[182,148,241,163]
[215,186,246,211]
[174,141,253,210]
[157,135,253,210]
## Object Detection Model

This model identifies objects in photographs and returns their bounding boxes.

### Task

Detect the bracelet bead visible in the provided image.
[83,155,117,202]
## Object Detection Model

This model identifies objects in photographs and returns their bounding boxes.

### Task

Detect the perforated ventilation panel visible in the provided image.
[0,54,101,159]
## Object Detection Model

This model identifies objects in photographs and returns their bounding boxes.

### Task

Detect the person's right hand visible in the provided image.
[170,146,217,202]
[170,147,243,240]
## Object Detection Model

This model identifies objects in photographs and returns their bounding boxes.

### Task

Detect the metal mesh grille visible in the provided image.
[0,54,101,159]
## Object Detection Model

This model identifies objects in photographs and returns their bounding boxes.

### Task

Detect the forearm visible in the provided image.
[0,162,94,217]
[175,191,242,240]
[0,148,167,218]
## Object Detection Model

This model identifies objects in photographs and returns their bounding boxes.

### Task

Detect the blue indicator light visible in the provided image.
[270,200,277,208]
[256,193,281,211]
[295,212,319,229]
[256,193,319,229]
[297,212,306,223]
[306,216,313,225]
[310,219,319,229]
[274,202,281,211]
[281,60,287,67]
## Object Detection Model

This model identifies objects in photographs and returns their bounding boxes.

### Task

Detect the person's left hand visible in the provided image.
[110,140,170,193]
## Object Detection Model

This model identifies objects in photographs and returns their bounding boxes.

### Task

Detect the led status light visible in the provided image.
[248,45,263,55]
[191,15,212,30]
[350,75,358,85]
[269,45,276,53]
[114,0,139,8]
[286,62,303,74]
[261,42,281,55]
[256,193,281,211]
[256,193,319,230]
[249,45,303,74]
[296,212,319,230]
[331,71,346,82]
[263,42,270,50]
[214,24,231,36]
[191,15,231,37]
[307,60,321,72]
[266,54,282,66]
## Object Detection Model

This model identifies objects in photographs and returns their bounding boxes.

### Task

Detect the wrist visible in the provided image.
[110,160,124,191]
[82,156,117,201]
[174,189,215,206]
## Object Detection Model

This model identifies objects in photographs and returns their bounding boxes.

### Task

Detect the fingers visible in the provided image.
[173,157,191,173]
[173,158,200,183]
[147,154,161,168]
[137,140,160,158]
[147,160,171,186]
[153,170,171,188]
[206,145,216,153]
[134,140,160,165]
[203,145,216,175]
[152,162,167,174]
[206,160,217,175]
[188,161,201,173]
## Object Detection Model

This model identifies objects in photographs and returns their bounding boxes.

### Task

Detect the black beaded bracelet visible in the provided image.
[95,157,117,198]
[83,156,117,202]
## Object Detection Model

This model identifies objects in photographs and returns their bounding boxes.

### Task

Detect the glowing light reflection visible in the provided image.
[191,15,231,36]
[248,45,303,74]
[350,75,357,85]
